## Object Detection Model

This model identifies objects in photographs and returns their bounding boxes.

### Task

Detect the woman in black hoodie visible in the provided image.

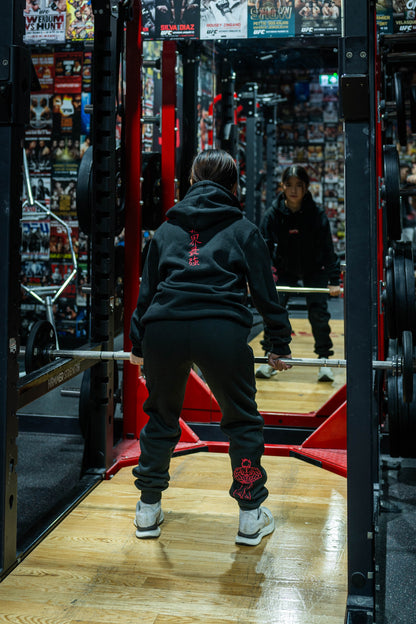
[129,149,292,546]
[256,164,341,382]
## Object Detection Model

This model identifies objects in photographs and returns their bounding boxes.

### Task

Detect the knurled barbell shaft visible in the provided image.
[276,286,344,294]
[46,349,398,371]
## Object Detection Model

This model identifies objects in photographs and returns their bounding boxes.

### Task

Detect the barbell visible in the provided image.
[24,320,415,403]
[276,286,343,294]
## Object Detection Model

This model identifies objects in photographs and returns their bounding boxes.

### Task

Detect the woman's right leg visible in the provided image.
[132,320,192,503]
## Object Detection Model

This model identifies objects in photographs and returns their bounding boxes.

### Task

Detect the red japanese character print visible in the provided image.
[188,229,201,266]
[232,458,262,500]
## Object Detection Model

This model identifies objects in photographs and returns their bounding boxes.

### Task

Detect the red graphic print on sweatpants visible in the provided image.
[232,458,262,501]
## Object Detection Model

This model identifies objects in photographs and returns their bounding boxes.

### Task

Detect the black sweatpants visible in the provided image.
[262,272,333,358]
[132,318,268,511]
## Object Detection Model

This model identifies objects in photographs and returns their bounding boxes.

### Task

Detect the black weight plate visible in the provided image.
[387,373,400,457]
[25,320,56,374]
[394,72,407,147]
[404,251,416,335]
[384,262,396,339]
[407,383,416,458]
[76,145,93,235]
[393,250,407,335]
[401,330,414,403]
[383,145,402,241]
[374,368,386,421]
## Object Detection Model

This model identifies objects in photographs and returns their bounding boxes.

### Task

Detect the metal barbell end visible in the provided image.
[276,286,344,294]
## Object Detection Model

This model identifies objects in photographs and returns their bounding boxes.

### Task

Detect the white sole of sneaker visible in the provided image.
[134,510,164,539]
[235,510,275,546]
[255,370,277,379]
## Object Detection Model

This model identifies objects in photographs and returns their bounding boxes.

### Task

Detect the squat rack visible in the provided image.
[0,1,384,622]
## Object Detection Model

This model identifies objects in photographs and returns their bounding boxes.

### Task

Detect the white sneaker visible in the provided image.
[134,500,164,539]
[318,366,334,382]
[235,506,275,546]
[255,364,277,379]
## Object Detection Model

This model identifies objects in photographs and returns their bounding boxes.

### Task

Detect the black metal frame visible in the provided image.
[0,0,31,578]
[342,2,379,622]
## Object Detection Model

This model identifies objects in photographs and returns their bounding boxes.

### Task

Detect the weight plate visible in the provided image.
[374,368,386,420]
[25,320,56,374]
[387,372,400,457]
[76,145,93,235]
[394,71,407,147]
[393,249,407,336]
[383,145,402,241]
[407,387,416,458]
[403,244,416,335]
[78,361,120,440]
[401,330,414,403]
[384,261,396,339]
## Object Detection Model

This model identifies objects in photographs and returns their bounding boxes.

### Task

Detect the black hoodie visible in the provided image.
[130,180,292,357]
[260,191,340,284]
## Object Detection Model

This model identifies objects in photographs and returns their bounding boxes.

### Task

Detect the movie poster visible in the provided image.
[24,0,66,44]
[50,174,78,218]
[247,0,294,38]
[25,136,52,173]
[393,0,416,33]
[376,0,394,33]
[21,221,50,260]
[66,0,94,41]
[50,221,78,261]
[31,53,55,91]
[158,0,201,38]
[294,0,341,36]
[52,93,82,137]
[200,0,247,39]
[29,94,53,136]
[54,51,83,93]
[142,0,200,38]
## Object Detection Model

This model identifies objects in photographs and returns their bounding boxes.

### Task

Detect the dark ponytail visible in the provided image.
[190,149,237,192]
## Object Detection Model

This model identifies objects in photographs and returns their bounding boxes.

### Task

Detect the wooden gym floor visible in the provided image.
[0,318,348,623]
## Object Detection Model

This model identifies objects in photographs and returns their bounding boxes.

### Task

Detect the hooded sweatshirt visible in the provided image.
[130,180,292,357]
[260,191,340,284]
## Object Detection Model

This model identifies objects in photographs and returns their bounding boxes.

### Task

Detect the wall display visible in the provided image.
[21,221,51,261]
[54,51,83,93]
[52,92,82,137]
[198,52,216,151]
[31,53,55,90]
[25,136,52,173]
[247,0,294,38]
[65,0,94,40]
[200,0,248,39]
[29,93,53,135]
[375,0,416,33]
[24,0,67,44]
[142,0,200,38]
[294,0,341,36]
[376,0,394,32]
